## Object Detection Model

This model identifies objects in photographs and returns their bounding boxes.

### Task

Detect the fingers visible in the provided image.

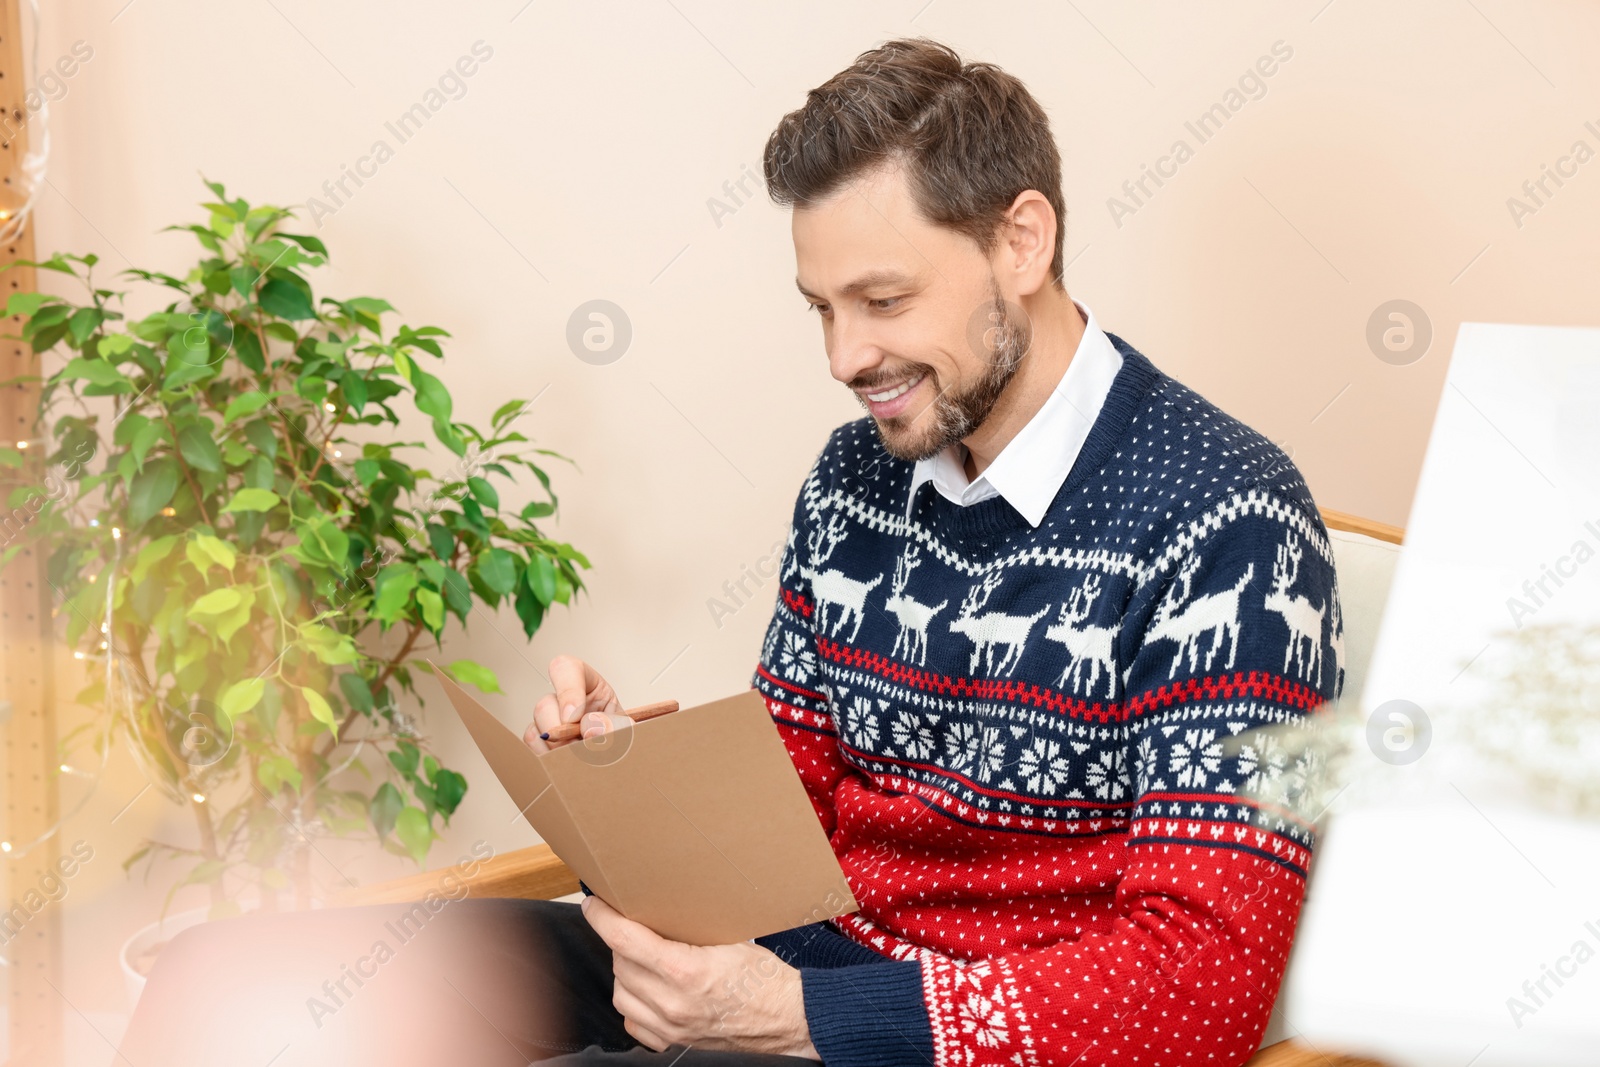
[619,1007,670,1053]
[523,693,563,753]
[613,981,666,1043]
[580,710,634,740]
[548,654,622,726]
[525,708,631,752]
[529,655,622,752]
[532,692,561,733]
[583,895,664,969]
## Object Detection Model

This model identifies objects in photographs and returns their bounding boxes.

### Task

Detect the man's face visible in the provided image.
[792,161,1030,462]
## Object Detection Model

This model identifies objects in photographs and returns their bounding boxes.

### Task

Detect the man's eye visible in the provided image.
[869,297,902,311]
[806,303,831,315]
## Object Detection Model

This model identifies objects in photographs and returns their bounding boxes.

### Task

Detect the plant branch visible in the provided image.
[306,404,345,483]
[160,413,213,526]
[319,619,425,758]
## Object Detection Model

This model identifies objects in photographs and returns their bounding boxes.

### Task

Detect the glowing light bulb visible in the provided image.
[192,793,207,804]
[161,507,176,517]
[0,841,11,853]
[324,402,336,413]
[111,527,122,539]
[16,440,26,450]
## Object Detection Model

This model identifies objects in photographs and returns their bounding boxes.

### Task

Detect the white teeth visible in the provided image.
[867,374,923,403]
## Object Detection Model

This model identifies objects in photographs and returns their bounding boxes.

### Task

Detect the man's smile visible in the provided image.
[857,371,927,417]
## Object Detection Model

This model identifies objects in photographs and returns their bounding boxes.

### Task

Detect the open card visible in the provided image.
[429,664,858,946]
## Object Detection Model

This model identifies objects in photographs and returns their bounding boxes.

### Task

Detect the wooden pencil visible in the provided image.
[539,699,680,743]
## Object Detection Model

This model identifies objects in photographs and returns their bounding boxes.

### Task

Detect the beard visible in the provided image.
[861,280,1032,463]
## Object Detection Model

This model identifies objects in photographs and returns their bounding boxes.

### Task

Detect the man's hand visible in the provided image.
[523,655,632,753]
[581,895,820,1060]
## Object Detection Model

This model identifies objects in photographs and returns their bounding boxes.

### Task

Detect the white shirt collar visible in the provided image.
[905,299,1123,528]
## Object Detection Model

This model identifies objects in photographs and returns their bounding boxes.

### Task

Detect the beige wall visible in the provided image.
[10,0,1598,1035]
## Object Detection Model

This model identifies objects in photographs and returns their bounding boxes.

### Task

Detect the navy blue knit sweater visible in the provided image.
[750,333,1343,1067]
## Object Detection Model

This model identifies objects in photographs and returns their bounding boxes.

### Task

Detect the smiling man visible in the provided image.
[527,36,1345,1067]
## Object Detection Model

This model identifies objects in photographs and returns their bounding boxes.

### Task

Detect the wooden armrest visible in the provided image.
[1320,506,1404,545]
[337,843,579,906]
[1244,1040,1389,1066]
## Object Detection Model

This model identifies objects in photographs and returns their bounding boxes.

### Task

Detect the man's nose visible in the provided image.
[827,312,883,386]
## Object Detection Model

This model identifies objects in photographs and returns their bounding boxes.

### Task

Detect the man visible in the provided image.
[527,36,1342,1067]
[122,36,1340,1067]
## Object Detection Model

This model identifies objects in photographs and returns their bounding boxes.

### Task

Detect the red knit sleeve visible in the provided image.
[854,844,1309,1066]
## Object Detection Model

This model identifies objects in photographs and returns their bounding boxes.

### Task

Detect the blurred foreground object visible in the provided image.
[1285,322,1600,1065]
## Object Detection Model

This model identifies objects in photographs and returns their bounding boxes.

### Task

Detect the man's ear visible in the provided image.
[997,189,1058,298]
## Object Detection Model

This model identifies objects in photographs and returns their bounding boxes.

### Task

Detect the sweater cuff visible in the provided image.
[801,959,934,1067]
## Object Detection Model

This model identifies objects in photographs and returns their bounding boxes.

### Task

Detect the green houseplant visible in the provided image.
[0,180,588,916]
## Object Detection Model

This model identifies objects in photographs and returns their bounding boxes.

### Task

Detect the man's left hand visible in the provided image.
[581,895,820,1059]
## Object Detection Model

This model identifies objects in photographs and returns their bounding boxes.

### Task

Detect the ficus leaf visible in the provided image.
[176,424,223,473]
[59,357,130,388]
[223,391,272,423]
[127,457,181,527]
[190,588,242,616]
[446,659,502,695]
[219,677,265,720]
[300,686,337,733]
[394,806,431,865]
[370,782,403,839]
[430,769,466,819]
[259,277,316,320]
[527,553,558,605]
[373,564,419,624]
[222,487,280,513]
[411,369,452,422]
[186,534,236,574]
[3,291,48,318]
[339,672,374,713]
[476,548,518,597]
[416,587,444,630]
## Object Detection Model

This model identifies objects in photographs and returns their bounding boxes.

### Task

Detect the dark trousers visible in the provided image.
[118,897,820,1067]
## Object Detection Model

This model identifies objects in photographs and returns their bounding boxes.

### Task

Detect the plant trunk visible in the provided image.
[294,729,316,910]
[246,753,278,912]
[190,795,226,911]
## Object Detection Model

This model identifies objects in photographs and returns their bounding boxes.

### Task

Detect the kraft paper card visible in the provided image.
[429,665,858,946]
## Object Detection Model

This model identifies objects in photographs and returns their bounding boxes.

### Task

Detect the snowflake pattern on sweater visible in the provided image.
[751,335,1342,1067]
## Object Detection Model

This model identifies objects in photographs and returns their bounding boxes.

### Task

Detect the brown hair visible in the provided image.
[764,38,1067,288]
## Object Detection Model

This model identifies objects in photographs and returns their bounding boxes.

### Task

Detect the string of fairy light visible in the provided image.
[2,337,352,860]
[0,0,46,246]
[0,8,376,857]
[0,0,120,860]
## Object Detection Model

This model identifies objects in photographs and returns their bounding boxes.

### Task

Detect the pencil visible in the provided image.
[539,699,680,743]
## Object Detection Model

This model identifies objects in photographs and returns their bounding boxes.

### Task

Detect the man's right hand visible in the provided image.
[523,655,632,754]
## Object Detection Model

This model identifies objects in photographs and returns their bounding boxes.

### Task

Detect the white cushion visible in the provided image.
[1258,525,1401,1050]
[1325,527,1403,714]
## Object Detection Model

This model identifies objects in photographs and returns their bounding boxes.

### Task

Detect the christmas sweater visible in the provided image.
[750,334,1343,1067]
